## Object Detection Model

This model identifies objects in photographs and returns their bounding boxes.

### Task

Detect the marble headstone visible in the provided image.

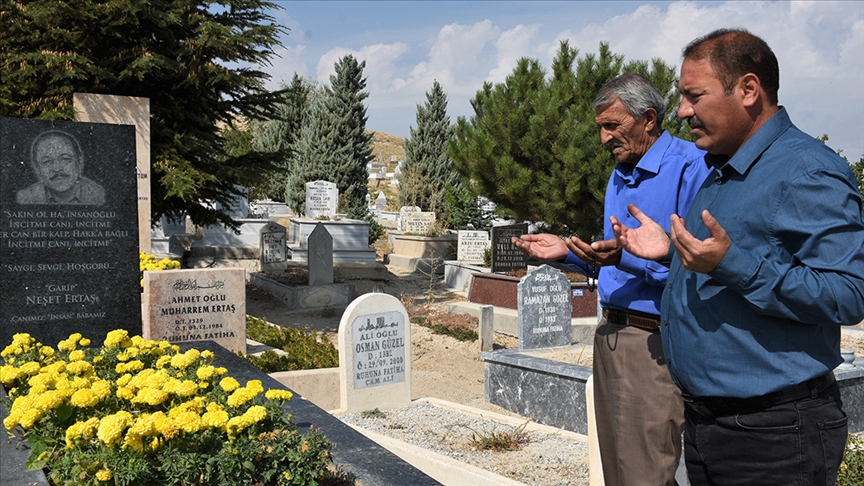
[457,230,490,263]
[0,118,140,347]
[338,293,411,413]
[397,206,421,231]
[142,268,246,353]
[308,223,334,286]
[305,180,338,219]
[259,221,287,274]
[403,211,436,235]
[517,265,572,350]
[490,223,529,273]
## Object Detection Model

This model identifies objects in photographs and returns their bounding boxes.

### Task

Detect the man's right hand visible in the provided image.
[511,233,569,261]
[611,203,671,261]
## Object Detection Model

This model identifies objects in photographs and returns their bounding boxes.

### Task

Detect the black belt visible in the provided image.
[681,372,838,418]
[601,308,661,332]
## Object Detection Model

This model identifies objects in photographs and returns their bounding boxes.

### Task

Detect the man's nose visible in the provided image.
[599,128,613,145]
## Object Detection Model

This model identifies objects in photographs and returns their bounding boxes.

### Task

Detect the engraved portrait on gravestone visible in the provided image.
[16,130,106,205]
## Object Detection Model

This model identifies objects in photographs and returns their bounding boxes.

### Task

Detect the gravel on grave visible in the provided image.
[338,401,589,486]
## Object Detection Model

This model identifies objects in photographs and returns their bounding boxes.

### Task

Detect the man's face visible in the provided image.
[594,98,653,165]
[677,57,748,156]
[34,136,81,194]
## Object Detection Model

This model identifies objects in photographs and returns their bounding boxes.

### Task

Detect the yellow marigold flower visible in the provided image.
[116,387,134,400]
[219,377,240,393]
[39,346,55,358]
[92,356,102,364]
[117,374,132,387]
[173,410,202,434]
[152,412,180,440]
[201,350,214,360]
[132,387,169,406]
[155,355,172,369]
[65,376,91,391]
[2,334,36,358]
[35,389,69,412]
[96,469,112,482]
[19,361,41,376]
[19,408,42,429]
[68,350,86,362]
[0,365,22,385]
[68,333,83,343]
[78,338,90,347]
[227,387,259,408]
[266,389,293,401]
[225,405,267,437]
[57,339,76,352]
[196,365,218,381]
[66,361,94,376]
[70,389,100,408]
[91,380,112,400]
[65,417,99,449]
[103,330,130,349]
[246,380,264,394]
[98,411,133,446]
[201,409,229,428]
[116,360,144,374]
[170,349,200,369]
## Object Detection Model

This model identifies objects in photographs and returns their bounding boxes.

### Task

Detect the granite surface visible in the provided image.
[489,223,528,273]
[517,265,572,350]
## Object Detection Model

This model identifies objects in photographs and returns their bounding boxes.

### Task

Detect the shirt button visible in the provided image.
[668,283,672,289]
[626,213,631,218]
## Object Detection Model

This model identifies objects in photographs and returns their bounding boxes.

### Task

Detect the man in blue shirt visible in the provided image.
[612,29,864,485]
[513,73,709,485]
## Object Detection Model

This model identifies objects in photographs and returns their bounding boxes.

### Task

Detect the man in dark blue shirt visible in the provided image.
[514,73,708,485]
[613,29,864,485]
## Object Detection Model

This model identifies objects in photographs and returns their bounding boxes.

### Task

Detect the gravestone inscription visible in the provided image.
[457,230,490,263]
[142,268,246,353]
[397,206,421,232]
[305,180,338,219]
[403,211,436,235]
[517,265,572,350]
[259,221,287,274]
[338,293,411,413]
[490,223,529,273]
[0,118,140,346]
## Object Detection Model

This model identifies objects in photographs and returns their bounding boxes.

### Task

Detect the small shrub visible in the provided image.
[467,421,530,452]
[360,408,387,419]
[839,433,864,486]
[244,316,338,371]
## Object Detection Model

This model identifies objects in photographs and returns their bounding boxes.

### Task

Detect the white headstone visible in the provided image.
[305,180,338,219]
[403,211,436,234]
[142,268,246,353]
[397,206,421,231]
[375,192,387,211]
[338,293,411,413]
[457,230,490,263]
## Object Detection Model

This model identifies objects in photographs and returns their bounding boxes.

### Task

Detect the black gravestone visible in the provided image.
[490,223,529,273]
[0,118,140,347]
[517,265,572,350]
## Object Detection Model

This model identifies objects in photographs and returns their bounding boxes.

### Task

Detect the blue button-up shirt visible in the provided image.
[662,108,864,398]
[563,131,709,315]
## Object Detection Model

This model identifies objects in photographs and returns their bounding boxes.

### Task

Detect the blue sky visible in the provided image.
[262,1,864,159]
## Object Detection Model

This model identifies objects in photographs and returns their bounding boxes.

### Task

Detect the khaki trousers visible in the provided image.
[593,317,684,486]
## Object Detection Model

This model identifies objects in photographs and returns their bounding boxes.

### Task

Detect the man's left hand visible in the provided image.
[565,236,622,267]
[671,210,730,273]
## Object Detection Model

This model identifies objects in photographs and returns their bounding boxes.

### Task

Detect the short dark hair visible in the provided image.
[592,73,666,122]
[683,28,779,105]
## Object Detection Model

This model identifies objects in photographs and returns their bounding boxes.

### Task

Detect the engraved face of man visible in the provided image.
[33,133,82,194]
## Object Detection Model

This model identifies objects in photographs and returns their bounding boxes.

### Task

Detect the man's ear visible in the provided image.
[642,107,659,132]
[739,73,761,108]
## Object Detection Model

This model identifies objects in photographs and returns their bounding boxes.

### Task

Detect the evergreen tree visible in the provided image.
[250,75,316,201]
[0,0,286,227]
[283,55,372,219]
[399,80,460,221]
[450,41,683,238]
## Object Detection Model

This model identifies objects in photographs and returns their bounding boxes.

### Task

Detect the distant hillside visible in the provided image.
[367,130,405,167]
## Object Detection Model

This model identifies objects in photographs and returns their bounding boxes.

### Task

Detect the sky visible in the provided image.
[262,1,864,159]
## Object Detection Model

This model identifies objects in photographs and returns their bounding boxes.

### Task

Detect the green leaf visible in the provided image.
[25,436,48,471]
[55,403,73,423]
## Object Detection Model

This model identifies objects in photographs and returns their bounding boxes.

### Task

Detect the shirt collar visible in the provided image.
[615,130,672,183]
[704,107,791,176]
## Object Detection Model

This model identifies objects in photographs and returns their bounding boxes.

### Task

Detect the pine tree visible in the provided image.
[250,75,316,201]
[0,0,286,227]
[450,41,683,238]
[283,55,372,219]
[399,80,460,221]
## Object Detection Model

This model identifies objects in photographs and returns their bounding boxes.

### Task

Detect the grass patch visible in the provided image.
[360,408,387,419]
[243,315,338,372]
[839,433,864,486]
[410,315,478,342]
[467,421,530,452]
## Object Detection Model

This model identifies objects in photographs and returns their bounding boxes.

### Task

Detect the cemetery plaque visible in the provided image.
[403,211,436,235]
[305,180,338,219]
[308,223,334,286]
[490,223,529,273]
[142,268,246,353]
[259,221,287,274]
[0,118,140,346]
[397,206,420,232]
[457,230,490,263]
[517,265,572,350]
[338,293,411,413]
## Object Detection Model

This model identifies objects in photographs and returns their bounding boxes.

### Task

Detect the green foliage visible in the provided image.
[450,40,685,237]
[819,134,864,198]
[399,81,461,222]
[839,433,864,486]
[244,315,338,371]
[0,0,288,228]
[410,316,478,342]
[442,187,492,231]
[284,55,373,218]
[467,421,530,452]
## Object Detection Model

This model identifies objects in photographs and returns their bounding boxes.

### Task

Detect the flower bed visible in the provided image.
[1,331,332,485]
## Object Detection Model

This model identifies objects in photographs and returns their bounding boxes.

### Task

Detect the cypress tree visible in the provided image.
[398,81,459,220]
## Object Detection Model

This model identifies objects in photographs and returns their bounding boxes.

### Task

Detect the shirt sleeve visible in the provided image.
[711,168,864,325]
[561,251,590,275]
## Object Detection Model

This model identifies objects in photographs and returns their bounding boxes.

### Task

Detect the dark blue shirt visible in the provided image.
[563,131,709,315]
[662,108,864,398]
